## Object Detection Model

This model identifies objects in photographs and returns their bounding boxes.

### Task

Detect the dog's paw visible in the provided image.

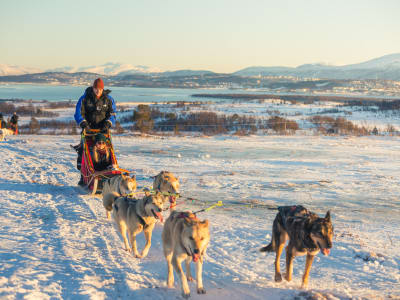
[182,292,191,299]
[125,248,132,253]
[284,274,292,282]
[187,276,194,282]
[197,287,206,294]
[275,273,283,282]
[135,253,143,259]
[141,251,149,258]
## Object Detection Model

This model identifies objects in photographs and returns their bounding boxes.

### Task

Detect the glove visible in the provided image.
[101,120,111,133]
[80,120,91,132]
[79,120,88,129]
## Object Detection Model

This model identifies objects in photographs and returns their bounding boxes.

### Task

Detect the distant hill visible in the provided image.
[233,53,400,80]
[157,70,216,77]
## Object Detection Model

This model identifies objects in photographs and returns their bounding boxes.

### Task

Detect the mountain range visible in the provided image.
[233,53,400,80]
[1,53,400,80]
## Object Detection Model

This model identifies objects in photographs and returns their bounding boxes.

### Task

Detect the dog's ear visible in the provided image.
[145,195,153,204]
[184,217,194,226]
[131,174,136,180]
[201,220,209,227]
[325,210,331,221]
[304,218,313,231]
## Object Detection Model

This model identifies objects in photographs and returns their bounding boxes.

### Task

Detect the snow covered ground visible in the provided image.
[1,134,399,299]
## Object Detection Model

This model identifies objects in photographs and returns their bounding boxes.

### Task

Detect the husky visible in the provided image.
[0,128,14,141]
[162,211,210,298]
[112,192,164,258]
[260,205,333,288]
[102,173,137,219]
[153,171,180,211]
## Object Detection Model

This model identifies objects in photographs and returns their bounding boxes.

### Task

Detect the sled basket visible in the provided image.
[80,129,130,195]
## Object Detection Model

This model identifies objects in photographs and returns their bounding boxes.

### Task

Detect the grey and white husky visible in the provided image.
[102,173,136,219]
[162,211,210,298]
[112,192,164,258]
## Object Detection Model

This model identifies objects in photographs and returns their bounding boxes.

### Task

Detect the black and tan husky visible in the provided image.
[260,205,333,287]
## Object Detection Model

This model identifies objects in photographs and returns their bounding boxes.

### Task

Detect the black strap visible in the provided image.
[116,177,122,196]
[133,200,148,229]
[121,196,147,228]
[136,213,148,229]
[157,178,162,191]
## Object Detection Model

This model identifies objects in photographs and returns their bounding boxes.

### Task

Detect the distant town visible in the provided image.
[0,71,400,98]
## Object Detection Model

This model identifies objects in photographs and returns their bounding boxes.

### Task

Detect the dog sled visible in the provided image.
[80,129,130,195]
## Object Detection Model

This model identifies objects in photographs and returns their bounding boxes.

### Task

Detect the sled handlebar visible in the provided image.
[83,128,110,136]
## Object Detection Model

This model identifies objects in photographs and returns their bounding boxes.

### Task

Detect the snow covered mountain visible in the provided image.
[0,64,42,76]
[47,62,162,76]
[234,53,400,80]
[342,53,400,70]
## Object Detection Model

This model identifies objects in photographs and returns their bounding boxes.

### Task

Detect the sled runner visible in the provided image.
[80,129,129,195]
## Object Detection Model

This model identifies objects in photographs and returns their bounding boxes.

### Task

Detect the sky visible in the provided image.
[1,0,399,73]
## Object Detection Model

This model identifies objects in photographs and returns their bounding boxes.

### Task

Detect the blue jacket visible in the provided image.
[74,87,116,128]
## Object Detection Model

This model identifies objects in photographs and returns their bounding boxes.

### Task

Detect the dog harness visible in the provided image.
[278,205,318,251]
[176,212,201,260]
[133,198,149,229]
[135,211,148,229]
[118,196,149,229]
[180,240,192,257]
[176,211,199,221]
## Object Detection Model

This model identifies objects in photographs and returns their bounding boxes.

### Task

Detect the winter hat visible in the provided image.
[93,78,104,89]
[95,133,107,143]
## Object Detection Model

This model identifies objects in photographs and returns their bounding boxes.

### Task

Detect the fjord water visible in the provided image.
[0,84,268,103]
[0,84,216,102]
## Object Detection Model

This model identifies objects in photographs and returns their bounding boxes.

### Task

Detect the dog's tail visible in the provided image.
[259,240,275,253]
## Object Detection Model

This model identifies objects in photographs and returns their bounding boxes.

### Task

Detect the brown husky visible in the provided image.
[260,205,333,288]
[102,174,137,219]
[162,211,210,299]
[153,171,180,211]
[112,192,164,258]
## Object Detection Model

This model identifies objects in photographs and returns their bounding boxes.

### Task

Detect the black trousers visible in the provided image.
[77,146,82,170]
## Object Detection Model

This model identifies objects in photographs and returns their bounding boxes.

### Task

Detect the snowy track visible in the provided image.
[0,135,399,299]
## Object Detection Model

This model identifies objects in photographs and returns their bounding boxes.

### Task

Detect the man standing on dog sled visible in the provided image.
[74,78,116,186]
